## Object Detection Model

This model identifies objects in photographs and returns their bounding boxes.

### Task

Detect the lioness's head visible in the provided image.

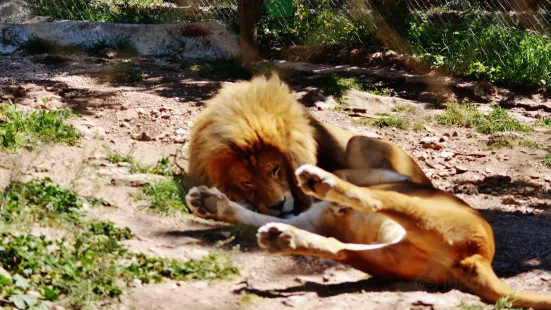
[188,74,317,217]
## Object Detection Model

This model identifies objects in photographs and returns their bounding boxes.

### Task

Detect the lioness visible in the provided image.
[185,74,551,309]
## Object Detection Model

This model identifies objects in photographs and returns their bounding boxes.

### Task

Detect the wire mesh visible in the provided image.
[21,0,551,86]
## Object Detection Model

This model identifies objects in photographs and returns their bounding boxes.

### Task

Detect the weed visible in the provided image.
[456,300,485,310]
[106,152,134,164]
[0,177,83,229]
[413,122,425,132]
[392,104,417,113]
[487,135,542,150]
[0,104,81,150]
[410,15,551,89]
[355,114,411,130]
[536,117,551,128]
[129,157,173,176]
[544,154,551,167]
[137,179,187,215]
[435,104,530,134]
[239,293,261,305]
[127,66,145,82]
[0,179,238,309]
[21,37,59,55]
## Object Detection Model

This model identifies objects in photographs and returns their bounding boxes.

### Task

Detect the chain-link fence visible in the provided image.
[24,0,239,29]
[17,0,551,88]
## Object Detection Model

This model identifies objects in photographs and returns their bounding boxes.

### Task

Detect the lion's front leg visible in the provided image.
[185,185,327,232]
[185,186,241,223]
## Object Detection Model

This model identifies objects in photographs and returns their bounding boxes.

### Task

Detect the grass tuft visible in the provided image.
[0,177,83,229]
[137,179,187,215]
[544,154,551,167]
[354,114,411,130]
[487,135,543,150]
[0,179,237,309]
[435,104,530,134]
[0,104,81,150]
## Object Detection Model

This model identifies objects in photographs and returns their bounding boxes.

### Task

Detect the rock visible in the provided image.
[173,136,187,144]
[439,136,448,142]
[443,132,451,137]
[132,131,154,141]
[110,174,167,187]
[345,90,424,115]
[175,128,186,135]
[454,165,468,174]
[524,186,536,195]
[456,171,485,185]
[421,137,439,143]
[499,96,551,113]
[454,183,478,195]
[135,107,146,115]
[456,81,496,103]
[452,131,459,137]
[314,96,339,111]
[118,109,139,122]
[439,151,454,158]
[131,278,142,287]
[422,141,444,150]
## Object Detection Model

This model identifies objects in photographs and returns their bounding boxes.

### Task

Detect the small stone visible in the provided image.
[443,132,451,137]
[456,171,485,185]
[422,142,444,150]
[132,131,154,141]
[452,131,459,137]
[174,136,186,144]
[421,137,439,143]
[131,278,142,287]
[161,114,170,119]
[440,151,455,158]
[455,165,468,174]
[439,136,448,142]
[524,186,536,195]
[176,128,186,135]
[136,107,146,115]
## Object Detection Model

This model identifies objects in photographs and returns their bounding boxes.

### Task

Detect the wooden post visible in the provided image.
[239,0,260,63]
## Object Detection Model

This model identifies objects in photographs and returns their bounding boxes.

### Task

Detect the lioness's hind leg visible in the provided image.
[258,223,406,261]
[295,164,382,211]
[257,223,349,260]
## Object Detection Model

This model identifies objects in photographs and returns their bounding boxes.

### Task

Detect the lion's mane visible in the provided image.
[188,74,318,192]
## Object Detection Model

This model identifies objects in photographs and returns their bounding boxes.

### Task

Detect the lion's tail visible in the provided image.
[455,254,551,309]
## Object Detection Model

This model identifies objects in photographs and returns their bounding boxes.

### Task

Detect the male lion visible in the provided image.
[186,75,551,309]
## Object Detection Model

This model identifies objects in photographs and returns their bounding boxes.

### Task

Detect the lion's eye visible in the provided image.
[272,166,280,177]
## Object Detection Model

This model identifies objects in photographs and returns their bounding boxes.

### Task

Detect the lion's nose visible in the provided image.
[268,197,286,212]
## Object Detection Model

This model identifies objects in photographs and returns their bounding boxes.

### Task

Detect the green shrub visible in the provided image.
[0,104,81,150]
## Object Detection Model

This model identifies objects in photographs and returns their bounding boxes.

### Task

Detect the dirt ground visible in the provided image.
[0,52,550,310]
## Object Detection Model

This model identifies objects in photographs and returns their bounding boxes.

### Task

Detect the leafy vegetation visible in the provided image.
[136,179,187,215]
[0,178,237,309]
[544,154,551,167]
[355,114,411,130]
[487,135,542,150]
[409,14,551,89]
[435,104,530,134]
[105,146,174,176]
[0,104,81,150]
[293,73,387,102]
[0,178,83,229]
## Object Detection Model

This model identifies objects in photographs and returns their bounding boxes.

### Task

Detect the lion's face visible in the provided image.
[223,149,296,218]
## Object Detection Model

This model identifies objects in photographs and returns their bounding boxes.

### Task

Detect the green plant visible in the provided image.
[544,154,551,167]
[0,179,238,309]
[137,179,187,215]
[0,104,81,150]
[392,104,417,113]
[435,104,530,134]
[536,117,551,128]
[355,114,411,130]
[20,37,59,55]
[409,14,551,89]
[487,135,542,150]
[0,177,83,229]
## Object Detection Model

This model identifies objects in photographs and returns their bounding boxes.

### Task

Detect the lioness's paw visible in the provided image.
[185,186,230,220]
[295,164,336,199]
[257,223,298,253]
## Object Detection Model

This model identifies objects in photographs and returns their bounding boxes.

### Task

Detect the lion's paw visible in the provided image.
[295,164,336,200]
[257,223,298,253]
[185,186,230,220]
